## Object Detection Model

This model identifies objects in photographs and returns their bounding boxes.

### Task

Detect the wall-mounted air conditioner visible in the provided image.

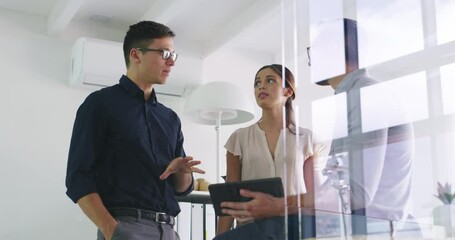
[70,37,202,97]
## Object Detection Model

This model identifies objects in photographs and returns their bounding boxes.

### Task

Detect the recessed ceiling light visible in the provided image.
[89,14,112,24]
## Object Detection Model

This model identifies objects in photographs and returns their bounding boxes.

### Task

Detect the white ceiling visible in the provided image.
[0,0,288,57]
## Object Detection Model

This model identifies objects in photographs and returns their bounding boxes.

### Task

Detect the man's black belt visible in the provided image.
[109,208,175,226]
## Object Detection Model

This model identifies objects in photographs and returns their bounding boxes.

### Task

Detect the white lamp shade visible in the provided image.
[184,81,255,125]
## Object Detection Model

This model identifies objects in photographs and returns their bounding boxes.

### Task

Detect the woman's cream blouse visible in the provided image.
[224,123,321,195]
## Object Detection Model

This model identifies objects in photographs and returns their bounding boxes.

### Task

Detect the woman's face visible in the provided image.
[254,68,290,109]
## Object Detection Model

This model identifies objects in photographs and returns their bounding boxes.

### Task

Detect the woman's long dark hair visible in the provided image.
[255,64,296,132]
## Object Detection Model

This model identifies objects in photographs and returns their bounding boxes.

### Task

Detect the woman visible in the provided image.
[216,64,322,235]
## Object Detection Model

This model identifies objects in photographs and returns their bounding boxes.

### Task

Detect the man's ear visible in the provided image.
[130,48,141,64]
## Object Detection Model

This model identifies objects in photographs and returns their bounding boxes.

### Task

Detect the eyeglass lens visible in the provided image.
[162,50,178,61]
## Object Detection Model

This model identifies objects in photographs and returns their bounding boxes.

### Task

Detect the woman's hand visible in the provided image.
[220,189,285,223]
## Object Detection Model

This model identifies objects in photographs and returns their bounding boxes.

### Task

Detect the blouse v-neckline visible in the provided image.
[255,123,283,163]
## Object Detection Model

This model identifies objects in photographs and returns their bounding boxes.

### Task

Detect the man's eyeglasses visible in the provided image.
[136,48,178,62]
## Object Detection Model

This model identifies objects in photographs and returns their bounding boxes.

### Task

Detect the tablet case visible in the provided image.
[208,177,284,216]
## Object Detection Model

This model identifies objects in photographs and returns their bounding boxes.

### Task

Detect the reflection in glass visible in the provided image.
[361,72,429,132]
[311,93,348,141]
[435,0,455,44]
[440,63,455,115]
[357,0,424,68]
[308,0,345,84]
[361,138,414,221]
[314,210,426,239]
[215,0,454,239]
[411,137,434,221]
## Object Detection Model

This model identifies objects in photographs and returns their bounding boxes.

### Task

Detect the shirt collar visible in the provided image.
[334,68,368,94]
[119,75,158,105]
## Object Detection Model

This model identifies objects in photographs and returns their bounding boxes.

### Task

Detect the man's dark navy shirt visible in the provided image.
[66,75,193,216]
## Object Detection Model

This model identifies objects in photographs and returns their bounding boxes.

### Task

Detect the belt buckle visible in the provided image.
[155,212,168,224]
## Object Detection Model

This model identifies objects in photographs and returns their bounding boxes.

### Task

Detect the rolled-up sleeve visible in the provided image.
[65,93,106,203]
[173,120,194,197]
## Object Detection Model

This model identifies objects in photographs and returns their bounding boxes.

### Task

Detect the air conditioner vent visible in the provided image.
[70,37,201,97]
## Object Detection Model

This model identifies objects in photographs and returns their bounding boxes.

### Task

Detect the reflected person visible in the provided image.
[313,19,416,236]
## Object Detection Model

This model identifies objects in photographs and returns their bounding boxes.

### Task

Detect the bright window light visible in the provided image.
[440,63,455,115]
[361,72,429,132]
[308,0,345,84]
[357,0,424,68]
[435,0,455,44]
[311,93,348,142]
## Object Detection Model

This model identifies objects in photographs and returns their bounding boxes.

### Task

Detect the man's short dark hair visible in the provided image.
[344,18,359,70]
[316,18,359,86]
[123,21,175,67]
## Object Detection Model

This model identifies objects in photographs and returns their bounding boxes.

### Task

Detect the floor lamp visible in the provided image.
[184,81,255,183]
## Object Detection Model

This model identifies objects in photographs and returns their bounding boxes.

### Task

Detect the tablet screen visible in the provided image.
[208,177,284,216]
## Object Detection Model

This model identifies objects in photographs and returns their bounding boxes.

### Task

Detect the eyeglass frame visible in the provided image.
[306,47,311,67]
[136,48,178,62]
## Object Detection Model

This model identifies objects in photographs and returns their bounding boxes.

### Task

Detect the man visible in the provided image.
[312,18,416,236]
[66,21,204,240]
[217,18,417,239]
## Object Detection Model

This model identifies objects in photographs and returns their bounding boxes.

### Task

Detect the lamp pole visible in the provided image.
[183,82,255,184]
[215,111,222,183]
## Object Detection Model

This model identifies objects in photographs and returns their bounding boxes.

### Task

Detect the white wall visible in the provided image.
[193,48,270,180]
[0,9,96,239]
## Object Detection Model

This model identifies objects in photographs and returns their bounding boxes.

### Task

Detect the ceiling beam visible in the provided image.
[202,0,280,57]
[141,0,204,24]
[47,0,85,35]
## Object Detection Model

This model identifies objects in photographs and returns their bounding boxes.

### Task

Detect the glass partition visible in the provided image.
[291,0,454,239]
[213,0,455,239]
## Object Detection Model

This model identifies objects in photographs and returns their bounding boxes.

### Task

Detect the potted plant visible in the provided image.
[433,182,455,237]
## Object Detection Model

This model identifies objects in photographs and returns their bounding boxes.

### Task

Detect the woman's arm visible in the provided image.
[303,156,315,193]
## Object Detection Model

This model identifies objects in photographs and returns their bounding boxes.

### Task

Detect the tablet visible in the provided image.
[208,177,284,216]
